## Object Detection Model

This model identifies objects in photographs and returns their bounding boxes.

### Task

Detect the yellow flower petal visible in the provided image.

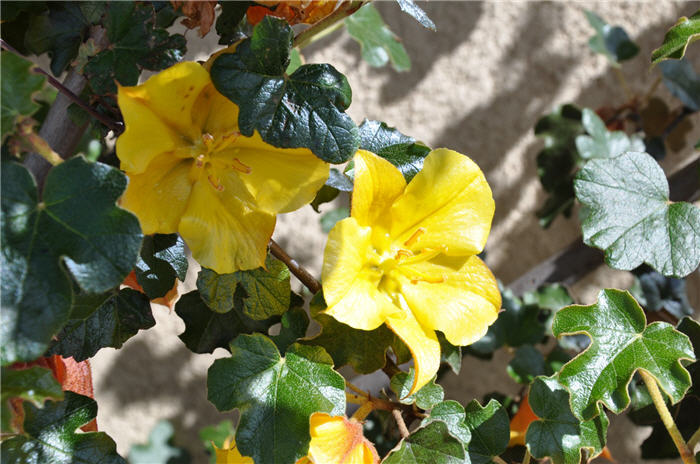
[120,154,194,234]
[231,131,330,214]
[399,255,501,346]
[198,84,240,134]
[178,178,275,273]
[385,309,441,396]
[322,217,400,330]
[352,150,406,229]
[304,413,379,464]
[214,441,254,464]
[120,61,211,141]
[390,148,495,256]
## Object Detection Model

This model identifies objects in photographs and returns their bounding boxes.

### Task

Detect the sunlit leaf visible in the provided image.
[575,108,644,159]
[382,421,466,464]
[128,420,190,464]
[346,4,410,71]
[391,371,444,409]
[463,399,509,464]
[651,10,700,63]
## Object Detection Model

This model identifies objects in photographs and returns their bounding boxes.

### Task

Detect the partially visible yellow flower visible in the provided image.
[116,62,329,273]
[322,149,501,395]
[296,412,379,464]
[214,437,253,463]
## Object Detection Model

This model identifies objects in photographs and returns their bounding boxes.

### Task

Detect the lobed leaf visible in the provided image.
[585,10,639,65]
[134,234,188,300]
[210,16,359,163]
[507,345,547,384]
[659,59,700,112]
[651,10,700,63]
[0,52,46,141]
[552,289,695,420]
[574,151,700,277]
[207,334,345,463]
[235,255,291,320]
[1,158,142,365]
[346,4,411,72]
[575,108,644,159]
[463,399,509,464]
[421,400,472,444]
[382,421,466,464]
[391,371,444,409]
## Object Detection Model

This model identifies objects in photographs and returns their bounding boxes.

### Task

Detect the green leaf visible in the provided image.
[651,10,700,63]
[1,366,63,406]
[25,3,91,75]
[196,268,238,314]
[175,290,276,354]
[438,332,462,374]
[391,371,445,409]
[303,292,404,374]
[522,283,573,312]
[1,158,142,365]
[533,104,583,227]
[270,303,309,354]
[135,234,188,299]
[320,207,349,233]
[630,266,694,320]
[235,254,291,320]
[199,420,235,464]
[659,59,700,111]
[395,0,436,31]
[1,52,46,141]
[463,399,509,464]
[507,345,547,384]
[585,10,639,65]
[207,334,345,463]
[1,392,126,464]
[358,119,431,182]
[46,288,155,361]
[383,421,466,464]
[574,151,700,277]
[525,376,609,464]
[552,289,695,420]
[128,420,190,464]
[215,1,251,45]
[421,400,472,444]
[346,4,410,71]
[575,108,644,159]
[210,16,359,163]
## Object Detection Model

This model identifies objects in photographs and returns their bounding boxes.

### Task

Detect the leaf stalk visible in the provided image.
[293,0,368,49]
[269,239,321,294]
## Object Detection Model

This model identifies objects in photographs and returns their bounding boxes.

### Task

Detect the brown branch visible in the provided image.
[392,409,410,439]
[269,239,322,294]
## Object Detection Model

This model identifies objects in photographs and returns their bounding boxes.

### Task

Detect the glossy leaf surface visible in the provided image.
[382,421,466,464]
[651,10,700,63]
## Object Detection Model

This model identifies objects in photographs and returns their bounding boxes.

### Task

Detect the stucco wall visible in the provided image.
[91,2,700,462]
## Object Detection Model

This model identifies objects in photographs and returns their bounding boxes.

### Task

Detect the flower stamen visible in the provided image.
[195,154,206,167]
[208,174,224,191]
[232,158,252,174]
[404,227,426,247]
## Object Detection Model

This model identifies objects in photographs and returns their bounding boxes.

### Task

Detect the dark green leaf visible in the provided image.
[651,10,700,63]
[1,52,46,141]
[1,158,142,365]
[552,289,695,420]
[525,376,609,464]
[659,59,700,111]
[207,334,345,463]
[175,290,276,354]
[507,345,547,384]
[574,151,700,277]
[47,288,154,361]
[383,421,466,464]
[421,400,472,444]
[128,420,190,464]
[25,3,89,75]
[575,108,644,159]
[199,420,235,464]
[585,10,639,65]
[1,366,63,406]
[463,399,509,464]
[310,184,340,212]
[196,268,238,314]
[303,292,402,374]
[438,332,462,374]
[391,371,445,410]
[235,254,291,320]
[346,4,410,71]
[395,0,436,31]
[630,266,694,319]
[215,1,250,45]
[135,234,188,300]
[1,392,126,464]
[210,17,359,163]
[358,119,431,182]
[522,283,573,312]
[326,168,354,192]
[534,104,583,227]
[320,207,349,233]
[270,301,308,353]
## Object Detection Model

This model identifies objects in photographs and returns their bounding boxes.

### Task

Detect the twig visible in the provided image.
[687,425,700,451]
[522,449,533,464]
[346,381,369,397]
[639,370,694,464]
[0,39,123,135]
[613,67,632,101]
[351,401,375,421]
[293,0,367,49]
[382,356,402,379]
[269,239,321,294]
[392,409,410,439]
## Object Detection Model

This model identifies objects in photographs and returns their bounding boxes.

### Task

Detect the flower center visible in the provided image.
[189,131,251,192]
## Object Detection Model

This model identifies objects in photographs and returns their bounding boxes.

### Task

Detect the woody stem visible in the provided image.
[269,239,321,294]
[293,0,368,49]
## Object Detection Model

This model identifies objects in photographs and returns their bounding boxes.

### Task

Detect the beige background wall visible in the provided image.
[91,2,700,462]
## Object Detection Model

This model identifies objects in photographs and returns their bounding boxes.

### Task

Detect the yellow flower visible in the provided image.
[214,438,254,463]
[296,412,379,464]
[116,62,329,273]
[322,149,501,395]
